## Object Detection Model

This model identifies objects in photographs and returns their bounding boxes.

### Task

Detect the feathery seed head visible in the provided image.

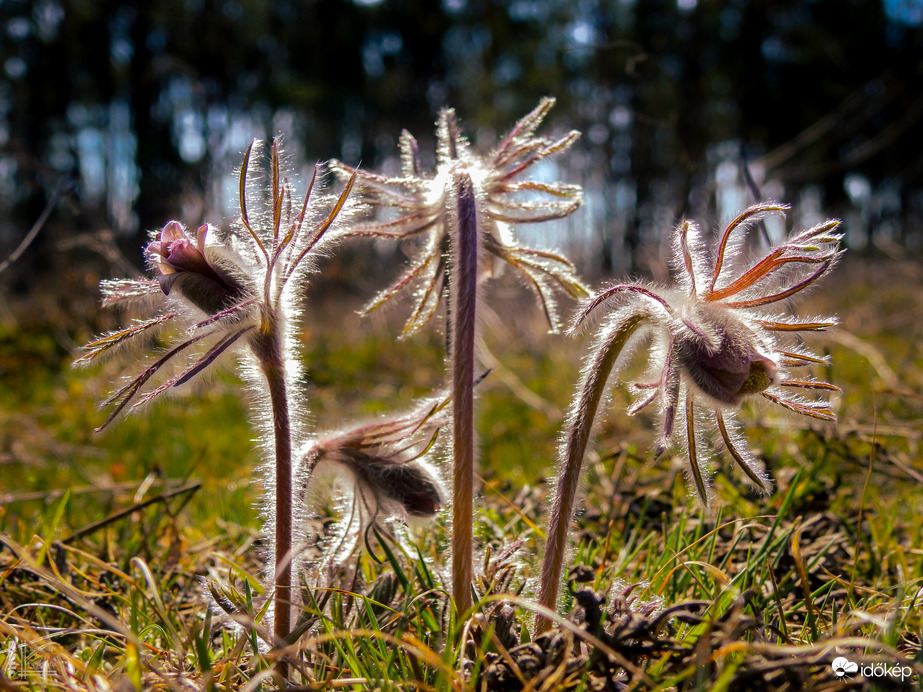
[578,203,843,503]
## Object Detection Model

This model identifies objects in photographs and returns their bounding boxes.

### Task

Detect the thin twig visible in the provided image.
[1,477,196,505]
[60,482,201,544]
[0,182,70,276]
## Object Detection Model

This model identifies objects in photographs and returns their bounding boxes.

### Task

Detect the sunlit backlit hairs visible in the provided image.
[76,140,356,658]
[330,97,587,336]
[535,203,843,632]
[331,98,586,615]
[297,393,448,582]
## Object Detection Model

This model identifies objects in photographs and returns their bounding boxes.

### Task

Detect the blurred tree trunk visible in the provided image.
[675,6,703,215]
[129,2,177,246]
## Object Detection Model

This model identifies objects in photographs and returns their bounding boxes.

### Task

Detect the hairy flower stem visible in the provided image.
[535,315,646,634]
[450,168,478,616]
[251,325,293,674]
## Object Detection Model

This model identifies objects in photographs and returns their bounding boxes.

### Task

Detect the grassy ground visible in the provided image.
[0,256,921,690]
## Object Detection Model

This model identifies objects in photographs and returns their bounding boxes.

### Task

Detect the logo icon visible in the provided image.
[832,657,859,677]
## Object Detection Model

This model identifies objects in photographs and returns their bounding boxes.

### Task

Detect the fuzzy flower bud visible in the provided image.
[675,315,779,406]
[148,221,246,316]
[78,140,358,651]
[299,395,448,564]
[333,449,443,520]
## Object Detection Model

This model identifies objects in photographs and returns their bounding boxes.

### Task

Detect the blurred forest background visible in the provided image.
[1,0,923,316]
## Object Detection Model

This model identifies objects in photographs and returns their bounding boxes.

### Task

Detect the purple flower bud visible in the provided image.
[148,221,245,315]
[677,324,778,406]
[358,461,443,518]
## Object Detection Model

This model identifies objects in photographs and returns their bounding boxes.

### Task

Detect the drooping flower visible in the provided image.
[148,220,247,316]
[574,202,842,501]
[536,202,842,632]
[330,97,588,334]
[298,394,447,570]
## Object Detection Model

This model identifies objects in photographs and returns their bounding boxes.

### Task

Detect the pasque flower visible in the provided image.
[77,140,356,660]
[333,99,586,615]
[298,394,447,573]
[536,202,843,632]
[78,145,354,429]
[148,220,247,316]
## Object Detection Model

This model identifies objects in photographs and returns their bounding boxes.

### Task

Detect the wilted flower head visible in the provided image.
[331,97,588,334]
[76,140,355,429]
[299,394,448,564]
[575,203,843,503]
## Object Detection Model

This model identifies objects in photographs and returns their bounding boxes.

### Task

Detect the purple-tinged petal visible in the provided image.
[146,221,246,315]
[195,224,209,254]
[161,220,185,244]
[678,326,778,405]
